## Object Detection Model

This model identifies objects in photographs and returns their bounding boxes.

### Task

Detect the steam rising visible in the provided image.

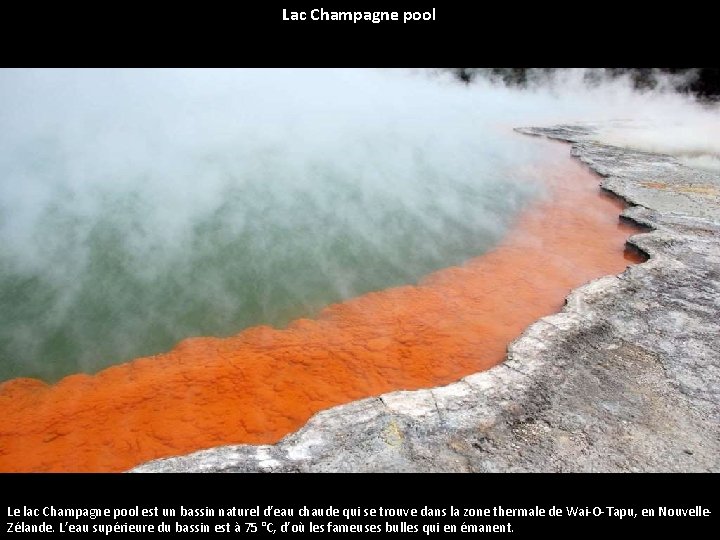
[0,68,717,382]
[595,120,720,171]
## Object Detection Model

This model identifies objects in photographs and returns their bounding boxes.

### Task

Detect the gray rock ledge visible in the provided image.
[133,124,720,472]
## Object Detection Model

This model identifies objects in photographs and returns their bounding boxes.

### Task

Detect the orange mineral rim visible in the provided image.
[0,140,646,472]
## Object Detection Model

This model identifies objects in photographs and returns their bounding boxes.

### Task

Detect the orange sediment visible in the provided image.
[0,142,646,472]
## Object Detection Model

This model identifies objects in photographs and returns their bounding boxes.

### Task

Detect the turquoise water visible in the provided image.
[0,69,546,382]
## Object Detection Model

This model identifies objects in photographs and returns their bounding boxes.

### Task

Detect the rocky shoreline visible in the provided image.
[133,124,720,473]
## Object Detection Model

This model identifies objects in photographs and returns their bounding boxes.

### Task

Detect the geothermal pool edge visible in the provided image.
[132,123,720,473]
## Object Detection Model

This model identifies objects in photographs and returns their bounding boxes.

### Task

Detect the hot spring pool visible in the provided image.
[0,68,666,471]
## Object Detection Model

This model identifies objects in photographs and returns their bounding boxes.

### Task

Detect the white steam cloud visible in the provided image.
[594,119,720,171]
[0,68,716,381]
